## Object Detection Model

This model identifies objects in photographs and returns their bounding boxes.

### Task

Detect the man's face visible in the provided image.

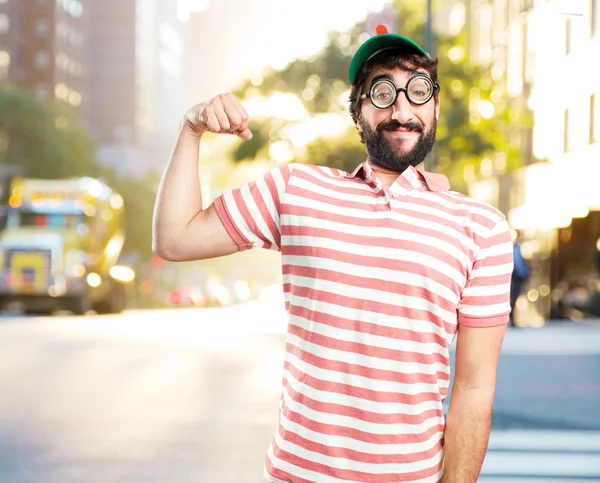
[357,66,440,173]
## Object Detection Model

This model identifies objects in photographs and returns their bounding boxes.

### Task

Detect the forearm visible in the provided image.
[442,386,495,483]
[152,121,206,256]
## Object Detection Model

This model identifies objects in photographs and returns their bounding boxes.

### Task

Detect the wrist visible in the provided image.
[180,116,205,139]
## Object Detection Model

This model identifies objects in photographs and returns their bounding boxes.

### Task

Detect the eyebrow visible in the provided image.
[369,73,394,86]
[368,70,431,87]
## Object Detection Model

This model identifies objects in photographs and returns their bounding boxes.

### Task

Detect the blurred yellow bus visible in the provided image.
[0,177,134,315]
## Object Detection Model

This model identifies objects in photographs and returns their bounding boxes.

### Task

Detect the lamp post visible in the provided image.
[425,0,435,172]
[426,0,433,56]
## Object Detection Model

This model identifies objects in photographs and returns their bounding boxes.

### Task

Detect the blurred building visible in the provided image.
[0,0,86,118]
[85,0,184,178]
[85,0,136,145]
[135,0,184,173]
[466,0,600,323]
[0,0,183,178]
[435,0,467,34]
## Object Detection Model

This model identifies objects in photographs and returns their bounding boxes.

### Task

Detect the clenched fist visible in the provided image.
[184,93,252,140]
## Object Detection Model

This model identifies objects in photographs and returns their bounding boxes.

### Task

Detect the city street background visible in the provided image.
[1,0,600,481]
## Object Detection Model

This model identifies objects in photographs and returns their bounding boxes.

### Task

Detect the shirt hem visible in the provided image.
[213,196,253,251]
[457,312,509,327]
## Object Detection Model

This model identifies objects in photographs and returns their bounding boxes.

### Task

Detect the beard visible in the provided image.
[363,117,437,174]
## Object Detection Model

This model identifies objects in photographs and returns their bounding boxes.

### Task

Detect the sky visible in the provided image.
[178,0,393,74]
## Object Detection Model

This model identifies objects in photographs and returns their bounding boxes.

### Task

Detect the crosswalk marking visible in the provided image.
[478,430,600,482]
[482,453,600,477]
[488,430,600,452]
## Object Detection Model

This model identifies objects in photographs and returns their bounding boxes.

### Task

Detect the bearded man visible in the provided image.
[153,25,514,483]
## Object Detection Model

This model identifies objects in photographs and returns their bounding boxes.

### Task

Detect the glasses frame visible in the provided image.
[360,74,440,109]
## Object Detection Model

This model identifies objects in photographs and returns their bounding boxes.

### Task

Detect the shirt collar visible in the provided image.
[345,162,451,192]
[347,162,367,179]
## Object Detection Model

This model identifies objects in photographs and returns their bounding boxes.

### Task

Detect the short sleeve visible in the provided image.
[212,163,294,252]
[457,218,514,327]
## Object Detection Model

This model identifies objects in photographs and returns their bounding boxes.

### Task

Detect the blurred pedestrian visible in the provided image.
[154,25,513,483]
[510,231,531,326]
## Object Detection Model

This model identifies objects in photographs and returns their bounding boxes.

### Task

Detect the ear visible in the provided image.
[435,96,441,121]
[357,117,364,133]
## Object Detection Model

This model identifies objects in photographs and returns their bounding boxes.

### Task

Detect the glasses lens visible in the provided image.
[370,80,396,108]
[407,76,434,104]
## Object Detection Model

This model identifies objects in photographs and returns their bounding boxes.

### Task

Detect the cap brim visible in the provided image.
[349,34,429,85]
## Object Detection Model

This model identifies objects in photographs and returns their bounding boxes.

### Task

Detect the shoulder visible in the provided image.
[426,190,511,252]
[435,190,507,230]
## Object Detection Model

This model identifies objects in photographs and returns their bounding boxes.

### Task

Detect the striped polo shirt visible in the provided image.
[213,161,513,483]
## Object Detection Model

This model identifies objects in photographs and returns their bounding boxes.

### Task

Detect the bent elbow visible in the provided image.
[152,238,181,262]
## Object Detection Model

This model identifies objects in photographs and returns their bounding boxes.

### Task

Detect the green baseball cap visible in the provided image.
[349,25,429,85]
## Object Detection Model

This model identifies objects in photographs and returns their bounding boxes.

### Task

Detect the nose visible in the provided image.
[390,91,414,124]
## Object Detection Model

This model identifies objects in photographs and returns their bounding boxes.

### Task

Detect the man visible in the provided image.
[153,26,513,483]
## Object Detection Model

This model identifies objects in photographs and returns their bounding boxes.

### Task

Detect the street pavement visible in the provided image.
[0,298,599,482]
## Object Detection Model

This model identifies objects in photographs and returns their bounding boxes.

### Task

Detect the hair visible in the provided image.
[349,50,439,143]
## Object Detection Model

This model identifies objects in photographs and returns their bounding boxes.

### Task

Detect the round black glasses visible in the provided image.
[360,74,440,109]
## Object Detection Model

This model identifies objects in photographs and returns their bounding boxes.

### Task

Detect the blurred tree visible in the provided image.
[231,2,529,193]
[231,120,270,162]
[302,127,365,172]
[0,86,95,178]
[94,168,158,262]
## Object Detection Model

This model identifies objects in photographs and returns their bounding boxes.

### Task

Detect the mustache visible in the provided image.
[377,120,424,133]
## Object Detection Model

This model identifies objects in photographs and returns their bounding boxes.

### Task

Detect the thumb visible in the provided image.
[237,128,253,141]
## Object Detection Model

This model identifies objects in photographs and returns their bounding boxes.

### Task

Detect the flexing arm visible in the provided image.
[442,324,506,483]
[152,93,252,262]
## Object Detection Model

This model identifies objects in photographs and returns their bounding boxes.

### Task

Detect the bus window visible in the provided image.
[11,212,83,229]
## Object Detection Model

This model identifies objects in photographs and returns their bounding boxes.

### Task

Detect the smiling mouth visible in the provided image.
[383,127,420,134]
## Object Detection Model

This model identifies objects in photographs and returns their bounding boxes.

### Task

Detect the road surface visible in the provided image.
[1,300,599,482]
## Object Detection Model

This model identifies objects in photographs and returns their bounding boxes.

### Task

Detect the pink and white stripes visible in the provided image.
[213,161,513,483]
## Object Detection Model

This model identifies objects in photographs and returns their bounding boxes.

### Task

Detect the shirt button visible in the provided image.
[393,193,400,198]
